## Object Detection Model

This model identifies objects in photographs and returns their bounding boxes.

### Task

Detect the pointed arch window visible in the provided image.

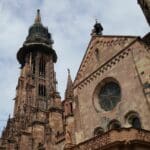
[95,48,99,61]
[32,57,36,74]
[70,102,73,114]
[38,84,46,97]
[39,57,46,77]
[30,52,36,74]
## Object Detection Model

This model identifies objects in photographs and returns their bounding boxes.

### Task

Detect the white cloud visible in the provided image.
[0,0,149,134]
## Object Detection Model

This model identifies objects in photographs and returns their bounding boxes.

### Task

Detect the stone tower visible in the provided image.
[138,0,150,25]
[0,10,64,150]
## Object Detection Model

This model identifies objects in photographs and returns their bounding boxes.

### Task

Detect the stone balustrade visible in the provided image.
[64,128,150,150]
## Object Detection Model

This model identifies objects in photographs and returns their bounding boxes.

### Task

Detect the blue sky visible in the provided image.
[0,0,149,134]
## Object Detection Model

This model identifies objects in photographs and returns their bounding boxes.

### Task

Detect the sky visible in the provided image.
[0,0,149,134]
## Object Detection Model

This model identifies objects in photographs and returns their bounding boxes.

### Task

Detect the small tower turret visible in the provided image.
[91,20,103,35]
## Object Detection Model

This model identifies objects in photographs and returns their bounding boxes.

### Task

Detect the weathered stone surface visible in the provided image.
[0,3,150,150]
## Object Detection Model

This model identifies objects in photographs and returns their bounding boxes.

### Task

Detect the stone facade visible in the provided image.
[73,36,150,143]
[0,1,150,150]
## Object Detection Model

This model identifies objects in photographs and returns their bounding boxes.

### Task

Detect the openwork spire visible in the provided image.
[17,9,57,67]
[34,9,42,24]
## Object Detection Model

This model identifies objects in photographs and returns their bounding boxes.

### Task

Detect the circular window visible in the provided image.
[98,82,121,111]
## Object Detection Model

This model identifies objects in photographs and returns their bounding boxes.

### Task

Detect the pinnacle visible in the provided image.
[67,69,72,89]
[65,69,73,99]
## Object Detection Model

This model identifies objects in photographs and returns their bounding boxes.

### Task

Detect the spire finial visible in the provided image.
[34,9,42,24]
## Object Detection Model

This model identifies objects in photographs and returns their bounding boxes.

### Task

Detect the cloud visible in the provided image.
[0,0,149,134]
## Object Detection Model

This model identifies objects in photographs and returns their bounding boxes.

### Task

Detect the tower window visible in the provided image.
[38,84,46,97]
[32,58,36,74]
[39,57,46,77]
[95,48,99,61]
[31,52,36,74]
[70,102,73,114]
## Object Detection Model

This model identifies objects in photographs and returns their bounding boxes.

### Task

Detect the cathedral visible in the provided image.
[0,0,150,150]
